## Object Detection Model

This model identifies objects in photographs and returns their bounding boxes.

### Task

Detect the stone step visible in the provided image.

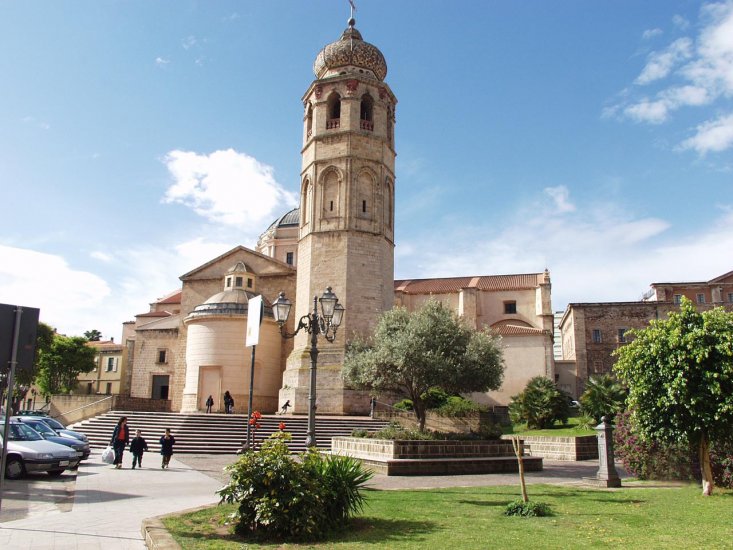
[71,411,390,454]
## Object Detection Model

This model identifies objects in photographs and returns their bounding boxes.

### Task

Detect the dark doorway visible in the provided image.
[152,375,170,400]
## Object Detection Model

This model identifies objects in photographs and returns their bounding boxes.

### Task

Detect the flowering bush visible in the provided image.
[217,432,373,540]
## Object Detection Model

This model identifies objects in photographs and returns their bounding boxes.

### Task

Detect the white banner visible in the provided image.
[246,295,263,347]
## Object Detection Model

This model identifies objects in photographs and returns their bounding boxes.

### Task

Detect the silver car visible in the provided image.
[1,421,80,479]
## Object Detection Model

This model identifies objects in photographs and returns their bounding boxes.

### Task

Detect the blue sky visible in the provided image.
[1,1,732,340]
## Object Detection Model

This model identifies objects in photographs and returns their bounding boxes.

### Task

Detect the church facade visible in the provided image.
[118,19,556,414]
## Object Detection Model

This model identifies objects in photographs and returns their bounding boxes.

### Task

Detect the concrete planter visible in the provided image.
[332,437,542,476]
[501,435,598,461]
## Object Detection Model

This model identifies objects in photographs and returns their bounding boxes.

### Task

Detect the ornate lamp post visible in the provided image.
[272,287,344,448]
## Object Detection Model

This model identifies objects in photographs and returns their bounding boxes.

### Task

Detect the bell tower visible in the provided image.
[280,16,397,414]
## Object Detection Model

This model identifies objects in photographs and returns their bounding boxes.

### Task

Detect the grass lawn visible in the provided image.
[504,415,595,437]
[163,483,733,549]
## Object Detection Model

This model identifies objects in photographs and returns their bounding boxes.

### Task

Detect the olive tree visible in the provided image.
[35,332,97,396]
[613,298,733,496]
[343,300,504,431]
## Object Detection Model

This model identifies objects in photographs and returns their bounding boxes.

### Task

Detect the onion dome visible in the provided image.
[313,19,387,81]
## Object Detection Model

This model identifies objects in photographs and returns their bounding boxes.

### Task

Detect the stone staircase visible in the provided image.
[71,411,389,454]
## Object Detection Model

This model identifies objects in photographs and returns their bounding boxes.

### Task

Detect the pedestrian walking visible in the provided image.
[224,390,234,414]
[130,429,149,469]
[110,416,129,469]
[160,428,176,469]
[205,395,214,413]
[279,399,291,414]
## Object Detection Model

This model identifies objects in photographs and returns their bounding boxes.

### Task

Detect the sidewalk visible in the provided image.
[0,450,222,550]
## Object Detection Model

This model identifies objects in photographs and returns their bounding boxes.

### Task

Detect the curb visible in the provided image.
[142,504,216,550]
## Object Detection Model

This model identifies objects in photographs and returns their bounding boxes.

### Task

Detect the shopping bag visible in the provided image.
[101,445,115,464]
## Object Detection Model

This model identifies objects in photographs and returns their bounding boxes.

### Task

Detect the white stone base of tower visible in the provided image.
[279,346,371,415]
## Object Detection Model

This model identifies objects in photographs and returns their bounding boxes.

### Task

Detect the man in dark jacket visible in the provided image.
[130,430,149,469]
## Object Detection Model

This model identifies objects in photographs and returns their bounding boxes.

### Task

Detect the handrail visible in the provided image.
[54,395,114,419]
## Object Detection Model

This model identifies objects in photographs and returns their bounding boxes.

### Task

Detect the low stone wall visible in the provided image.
[112,396,171,413]
[333,437,516,460]
[501,435,598,461]
[375,410,504,433]
[332,437,541,476]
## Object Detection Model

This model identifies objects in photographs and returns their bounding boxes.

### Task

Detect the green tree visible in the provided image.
[508,376,570,429]
[613,298,733,496]
[579,374,626,423]
[83,329,102,341]
[35,333,97,396]
[343,300,504,431]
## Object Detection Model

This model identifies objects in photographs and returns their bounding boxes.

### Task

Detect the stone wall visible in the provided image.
[501,434,598,461]
[332,437,517,460]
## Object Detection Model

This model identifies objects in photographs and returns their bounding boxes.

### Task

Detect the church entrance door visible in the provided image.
[198,366,222,412]
[152,375,169,400]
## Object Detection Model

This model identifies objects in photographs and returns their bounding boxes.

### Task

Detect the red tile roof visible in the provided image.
[156,290,182,305]
[136,311,173,318]
[494,325,546,336]
[394,273,543,294]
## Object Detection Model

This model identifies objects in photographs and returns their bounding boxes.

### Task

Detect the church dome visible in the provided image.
[313,20,387,81]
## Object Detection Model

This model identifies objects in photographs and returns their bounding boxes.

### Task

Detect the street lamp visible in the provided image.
[272,287,344,447]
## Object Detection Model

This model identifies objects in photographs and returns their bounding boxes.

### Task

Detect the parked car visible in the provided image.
[12,417,91,461]
[0,421,80,479]
[14,414,89,443]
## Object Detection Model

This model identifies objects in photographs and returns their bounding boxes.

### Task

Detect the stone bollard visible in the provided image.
[594,416,621,487]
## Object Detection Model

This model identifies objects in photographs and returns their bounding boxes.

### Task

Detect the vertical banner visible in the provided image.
[246,295,263,347]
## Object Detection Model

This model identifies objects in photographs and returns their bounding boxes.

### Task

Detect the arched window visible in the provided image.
[302,179,312,226]
[385,177,393,229]
[360,94,374,131]
[323,169,339,217]
[326,92,341,129]
[356,171,374,220]
[306,104,313,137]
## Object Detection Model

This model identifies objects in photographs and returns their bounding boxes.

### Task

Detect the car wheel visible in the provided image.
[47,469,66,477]
[5,457,25,480]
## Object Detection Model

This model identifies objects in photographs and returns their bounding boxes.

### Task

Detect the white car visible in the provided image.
[1,421,80,479]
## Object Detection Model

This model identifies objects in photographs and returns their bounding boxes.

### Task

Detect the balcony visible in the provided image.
[360,119,374,131]
[326,118,340,129]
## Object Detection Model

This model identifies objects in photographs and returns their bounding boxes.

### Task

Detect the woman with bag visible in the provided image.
[110,416,129,469]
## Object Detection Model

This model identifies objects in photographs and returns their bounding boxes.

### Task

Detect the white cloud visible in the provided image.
[182,36,198,50]
[162,149,297,230]
[642,28,663,40]
[155,57,170,67]
[610,1,733,152]
[543,185,575,213]
[90,251,113,262]
[0,245,110,336]
[672,14,690,31]
[635,37,692,84]
[678,112,733,153]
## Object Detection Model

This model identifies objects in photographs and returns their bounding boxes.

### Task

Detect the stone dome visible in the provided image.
[313,22,387,81]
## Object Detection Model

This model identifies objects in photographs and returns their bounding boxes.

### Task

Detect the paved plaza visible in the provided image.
[0,449,627,549]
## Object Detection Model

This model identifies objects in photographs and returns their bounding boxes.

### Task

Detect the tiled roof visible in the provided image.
[156,290,182,305]
[136,311,173,318]
[394,273,543,294]
[494,325,546,336]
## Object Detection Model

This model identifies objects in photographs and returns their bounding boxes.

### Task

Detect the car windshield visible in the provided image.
[26,421,56,436]
[2,423,44,441]
[41,417,66,431]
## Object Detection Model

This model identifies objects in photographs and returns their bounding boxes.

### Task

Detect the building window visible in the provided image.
[617,328,627,343]
[286,252,294,265]
[728,292,733,303]
[330,200,334,211]
[362,200,367,213]
[157,349,167,364]
[106,357,116,372]
[673,294,682,304]
[226,277,232,288]
[592,329,602,344]
[593,360,603,373]
[696,293,705,304]
[235,276,243,287]
[504,301,517,314]
[247,278,253,288]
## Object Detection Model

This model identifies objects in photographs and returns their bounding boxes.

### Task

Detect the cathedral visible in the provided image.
[120,18,556,415]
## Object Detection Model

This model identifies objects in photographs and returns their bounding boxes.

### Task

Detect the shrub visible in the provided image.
[614,410,695,481]
[509,377,570,429]
[217,432,372,540]
[421,387,450,409]
[504,500,552,517]
[393,399,414,411]
[372,422,434,440]
[579,374,626,423]
[434,395,486,417]
[351,428,369,438]
[575,414,597,431]
[710,439,733,489]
